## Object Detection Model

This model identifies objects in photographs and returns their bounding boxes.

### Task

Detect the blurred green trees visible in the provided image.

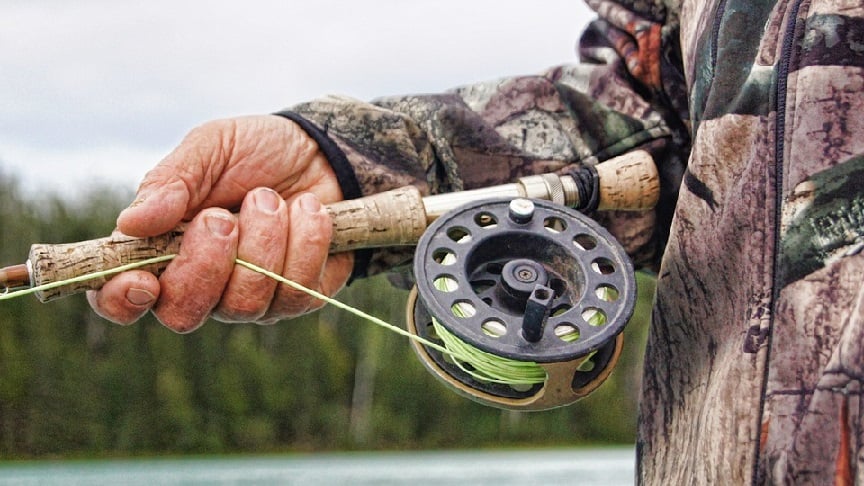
[0,173,654,458]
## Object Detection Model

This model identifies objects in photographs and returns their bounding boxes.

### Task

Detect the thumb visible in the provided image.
[116,120,236,237]
[117,176,191,237]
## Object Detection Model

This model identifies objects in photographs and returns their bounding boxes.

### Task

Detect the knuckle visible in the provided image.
[303,221,331,246]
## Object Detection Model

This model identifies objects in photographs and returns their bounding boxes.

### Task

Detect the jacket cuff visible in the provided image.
[272,110,372,281]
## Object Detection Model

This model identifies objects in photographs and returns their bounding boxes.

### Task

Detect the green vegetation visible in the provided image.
[0,173,654,458]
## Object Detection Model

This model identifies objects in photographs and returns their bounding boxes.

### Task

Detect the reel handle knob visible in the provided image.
[521,285,554,343]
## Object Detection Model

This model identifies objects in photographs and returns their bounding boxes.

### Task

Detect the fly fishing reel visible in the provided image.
[406,197,636,411]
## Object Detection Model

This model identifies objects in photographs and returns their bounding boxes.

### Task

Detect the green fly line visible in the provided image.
[0,254,549,387]
[433,244,547,387]
[0,255,178,300]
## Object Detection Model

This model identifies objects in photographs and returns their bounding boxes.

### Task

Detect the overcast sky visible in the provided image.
[0,1,594,199]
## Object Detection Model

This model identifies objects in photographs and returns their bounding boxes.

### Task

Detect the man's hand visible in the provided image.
[87,115,354,333]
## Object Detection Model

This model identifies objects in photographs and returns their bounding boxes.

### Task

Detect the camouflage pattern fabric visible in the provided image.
[288,0,864,483]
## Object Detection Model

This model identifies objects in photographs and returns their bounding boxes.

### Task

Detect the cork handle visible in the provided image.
[595,150,660,211]
[29,186,427,302]
[326,185,426,251]
[29,228,186,302]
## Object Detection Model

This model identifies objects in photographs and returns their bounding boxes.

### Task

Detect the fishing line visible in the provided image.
[0,255,177,301]
[0,255,549,387]
[431,241,547,386]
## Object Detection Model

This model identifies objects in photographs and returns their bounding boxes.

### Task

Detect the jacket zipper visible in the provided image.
[710,0,729,68]
[752,0,806,483]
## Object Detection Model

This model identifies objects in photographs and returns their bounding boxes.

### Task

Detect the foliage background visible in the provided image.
[0,174,654,458]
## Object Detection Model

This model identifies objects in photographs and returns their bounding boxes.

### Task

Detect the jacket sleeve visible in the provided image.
[282,2,689,281]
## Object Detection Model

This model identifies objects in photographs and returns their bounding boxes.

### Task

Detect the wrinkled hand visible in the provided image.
[87,115,354,332]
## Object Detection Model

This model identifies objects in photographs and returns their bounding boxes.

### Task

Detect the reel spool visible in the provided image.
[406,198,636,411]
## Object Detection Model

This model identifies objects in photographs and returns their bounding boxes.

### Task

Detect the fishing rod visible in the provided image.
[0,150,659,411]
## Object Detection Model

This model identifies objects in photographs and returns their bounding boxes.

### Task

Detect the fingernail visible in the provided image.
[298,193,322,213]
[205,213,236,236]
[254,188,282,213]
[126,288,156,306]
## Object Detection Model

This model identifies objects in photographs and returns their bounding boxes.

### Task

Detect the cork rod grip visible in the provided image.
[325,185,426,251]
[28,186,427,302]
[29,228,185,302]
[594,150,660,211]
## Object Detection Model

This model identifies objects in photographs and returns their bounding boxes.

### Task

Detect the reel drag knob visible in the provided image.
[406,198,636,411]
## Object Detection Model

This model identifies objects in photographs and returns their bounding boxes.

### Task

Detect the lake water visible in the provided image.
[0,447,634,485]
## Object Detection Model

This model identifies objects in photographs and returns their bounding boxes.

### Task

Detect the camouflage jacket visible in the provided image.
[286,0,864,484]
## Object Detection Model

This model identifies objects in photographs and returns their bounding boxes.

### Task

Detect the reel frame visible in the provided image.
[407,198,635,411]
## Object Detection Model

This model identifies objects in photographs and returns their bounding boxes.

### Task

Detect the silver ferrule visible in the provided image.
[420,173,580,224]
[422,183,523,223]
[518,174,566,206]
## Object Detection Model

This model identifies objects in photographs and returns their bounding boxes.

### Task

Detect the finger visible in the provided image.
[153,208,238,333]
[86,271,160,325]
[264,192,333,321]
[116,119,238,237]
[213,188,289,322]
[258,252,354,326]
[319,252,354,298]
